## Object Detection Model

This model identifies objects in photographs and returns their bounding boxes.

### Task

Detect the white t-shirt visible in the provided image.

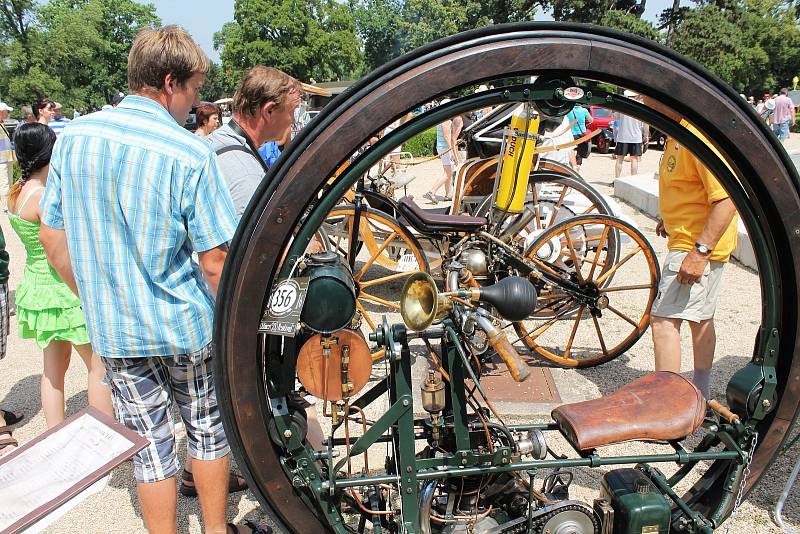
[540,116,574,165]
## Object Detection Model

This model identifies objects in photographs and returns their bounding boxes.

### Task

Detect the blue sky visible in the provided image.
[137,0,683,64]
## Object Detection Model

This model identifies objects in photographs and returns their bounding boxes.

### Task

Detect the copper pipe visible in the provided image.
[348,488,394,516]
[423,338,451,382]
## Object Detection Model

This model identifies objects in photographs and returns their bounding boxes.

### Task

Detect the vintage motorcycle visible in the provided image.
[214,24,800,534]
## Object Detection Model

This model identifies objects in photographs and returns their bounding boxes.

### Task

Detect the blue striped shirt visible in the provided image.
[49,117,71,137]
[40,95,238,358]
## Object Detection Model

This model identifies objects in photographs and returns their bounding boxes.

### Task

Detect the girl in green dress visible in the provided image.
[8,123,112,428]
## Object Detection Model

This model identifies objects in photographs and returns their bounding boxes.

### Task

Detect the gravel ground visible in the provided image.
[2,134,800,533]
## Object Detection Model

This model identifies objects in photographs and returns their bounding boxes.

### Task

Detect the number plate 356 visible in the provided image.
[260,277,309,336]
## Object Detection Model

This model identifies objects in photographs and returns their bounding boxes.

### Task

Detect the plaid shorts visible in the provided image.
[102,344,230,483]
[0,283,8,360]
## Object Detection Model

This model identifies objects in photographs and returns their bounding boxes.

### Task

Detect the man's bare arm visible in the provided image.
[40,224,79,296]
[678,198,737,284]
[198,244,228,296]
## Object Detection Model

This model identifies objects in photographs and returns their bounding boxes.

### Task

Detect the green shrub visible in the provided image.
[792,113,800,133]
[11,162,19,184]
[403,128,436,157]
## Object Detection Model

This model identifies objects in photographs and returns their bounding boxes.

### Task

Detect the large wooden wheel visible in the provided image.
[514,214,659,368]
[214,23,800,533]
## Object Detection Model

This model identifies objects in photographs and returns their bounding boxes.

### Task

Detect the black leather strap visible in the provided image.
[223,119,270,175]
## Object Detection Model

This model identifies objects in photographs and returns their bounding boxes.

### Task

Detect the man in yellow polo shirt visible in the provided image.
[650,131,738,400]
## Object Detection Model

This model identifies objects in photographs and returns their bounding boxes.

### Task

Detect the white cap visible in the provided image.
[0,102,12,112]
[765,98,776,110]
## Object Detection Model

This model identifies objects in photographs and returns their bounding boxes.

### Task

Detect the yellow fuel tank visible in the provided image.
[495,108,539,213]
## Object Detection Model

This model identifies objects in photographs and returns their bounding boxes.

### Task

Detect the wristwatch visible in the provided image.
[694,241,712,256]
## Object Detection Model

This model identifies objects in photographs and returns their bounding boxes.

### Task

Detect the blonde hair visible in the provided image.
[128,25,209,93]
[232,66,300,117]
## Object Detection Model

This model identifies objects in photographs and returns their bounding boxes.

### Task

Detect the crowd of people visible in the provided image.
[0,25,310,534]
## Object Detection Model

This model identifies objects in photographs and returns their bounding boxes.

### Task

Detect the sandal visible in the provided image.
[1,409,23,426]
[0,425,18,457]
[227,520,272,534]
[423,192,438,205]
[180,468,248,497]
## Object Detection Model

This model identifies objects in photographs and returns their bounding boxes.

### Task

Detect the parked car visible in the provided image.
[585,105,614,154]
[648,126,667,150]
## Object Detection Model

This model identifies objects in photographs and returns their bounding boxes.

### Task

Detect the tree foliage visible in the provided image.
[0,0,160,114]
[216,0,362,84]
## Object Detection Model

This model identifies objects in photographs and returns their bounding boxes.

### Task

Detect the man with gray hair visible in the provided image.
[208,65,301,219]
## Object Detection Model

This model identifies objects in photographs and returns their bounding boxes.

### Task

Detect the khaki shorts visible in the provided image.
[650,250,726,322]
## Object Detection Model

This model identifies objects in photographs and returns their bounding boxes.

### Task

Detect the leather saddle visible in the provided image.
[397,196,487,234]
[551,372,706,452]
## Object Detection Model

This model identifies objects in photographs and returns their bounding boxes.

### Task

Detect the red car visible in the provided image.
[585,105,615,154]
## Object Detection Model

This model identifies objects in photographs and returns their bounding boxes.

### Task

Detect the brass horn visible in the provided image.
[400,272,452,331]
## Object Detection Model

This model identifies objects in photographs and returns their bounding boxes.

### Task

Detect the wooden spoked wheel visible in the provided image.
[323,206,429,356]
[514,214,659,368]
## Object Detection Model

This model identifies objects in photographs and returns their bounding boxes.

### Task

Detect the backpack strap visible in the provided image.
[215,144,255,157]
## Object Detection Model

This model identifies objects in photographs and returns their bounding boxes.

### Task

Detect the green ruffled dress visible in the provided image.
[8,214,90,349]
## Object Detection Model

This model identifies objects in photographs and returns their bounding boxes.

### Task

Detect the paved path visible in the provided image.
[2,134,800,533]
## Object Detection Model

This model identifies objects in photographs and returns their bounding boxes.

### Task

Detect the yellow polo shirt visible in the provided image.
[658,134,738,262]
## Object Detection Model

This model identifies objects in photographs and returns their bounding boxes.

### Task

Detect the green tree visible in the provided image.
[200,62,229,102]
[0,0,159,111]
[599,9,661,42]
[546,0,647,23]
[218,0,362,83]
[352,0,404,73]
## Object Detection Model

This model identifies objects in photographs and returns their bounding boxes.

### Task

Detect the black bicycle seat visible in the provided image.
[397,196,487,234]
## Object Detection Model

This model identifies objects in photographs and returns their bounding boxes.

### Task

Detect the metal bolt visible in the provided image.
[276,217,284,224]
[292,476,305,487]
[406,466,413,473]
[406,487,413,494]
[763,399,772,408]
[284,429,293,439]
[461,459,468,465]
[402,399,409,407]
[502,458,509,464]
